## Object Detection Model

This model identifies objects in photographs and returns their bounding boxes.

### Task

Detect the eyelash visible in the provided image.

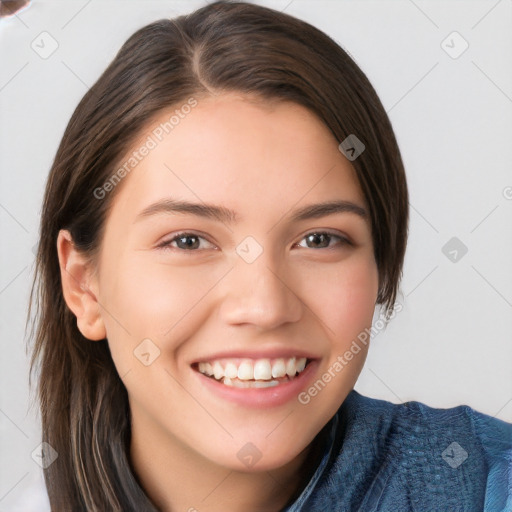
[156,230,352,252]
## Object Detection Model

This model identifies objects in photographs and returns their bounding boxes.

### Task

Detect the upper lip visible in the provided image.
[190,347,320,365]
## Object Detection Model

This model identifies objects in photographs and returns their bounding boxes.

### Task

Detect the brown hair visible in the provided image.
[27,1,408,509]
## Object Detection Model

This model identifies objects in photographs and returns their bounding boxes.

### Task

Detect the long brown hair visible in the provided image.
[27,1,408,509]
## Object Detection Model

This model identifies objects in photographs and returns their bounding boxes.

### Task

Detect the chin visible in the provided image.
[204,435,311,473]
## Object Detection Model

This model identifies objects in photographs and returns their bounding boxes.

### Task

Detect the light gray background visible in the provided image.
[1,0,511,509]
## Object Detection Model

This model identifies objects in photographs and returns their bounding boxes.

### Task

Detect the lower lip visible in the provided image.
[193,359,320,409]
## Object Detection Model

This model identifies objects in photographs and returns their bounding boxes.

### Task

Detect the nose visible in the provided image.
[218,249,303,330]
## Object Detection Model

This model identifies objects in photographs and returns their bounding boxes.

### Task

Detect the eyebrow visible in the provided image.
[134,198,367,224]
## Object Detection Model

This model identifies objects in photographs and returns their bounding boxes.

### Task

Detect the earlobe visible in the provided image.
[56,229,106,341]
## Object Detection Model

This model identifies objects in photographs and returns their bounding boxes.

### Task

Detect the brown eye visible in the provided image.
[157,232,215,251]
[296,232,350,250]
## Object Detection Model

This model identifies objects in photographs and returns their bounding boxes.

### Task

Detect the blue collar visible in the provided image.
[281,407,340,511]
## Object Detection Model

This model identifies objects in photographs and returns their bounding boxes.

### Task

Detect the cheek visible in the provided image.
[99,253,220,349]
[305,254,378,345]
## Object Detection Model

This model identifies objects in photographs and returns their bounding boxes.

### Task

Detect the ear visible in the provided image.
[56,229,106,341]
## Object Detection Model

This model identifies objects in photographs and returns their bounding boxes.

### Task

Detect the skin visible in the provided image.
[57,92,379,512]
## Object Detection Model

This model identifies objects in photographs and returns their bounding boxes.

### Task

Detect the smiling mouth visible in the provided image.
[192,357,312,388]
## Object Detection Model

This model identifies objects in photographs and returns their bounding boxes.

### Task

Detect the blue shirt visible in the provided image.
[283,389,512,511]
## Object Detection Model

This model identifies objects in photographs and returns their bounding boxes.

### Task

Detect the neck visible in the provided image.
[129,412,323,512]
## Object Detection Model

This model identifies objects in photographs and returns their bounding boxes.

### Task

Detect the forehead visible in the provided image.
[108,93,366,223]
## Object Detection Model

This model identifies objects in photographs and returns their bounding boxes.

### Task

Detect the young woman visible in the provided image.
[28,1,512,511]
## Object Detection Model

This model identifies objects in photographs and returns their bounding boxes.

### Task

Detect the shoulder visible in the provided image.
[344,389,512,455]
[309,390,512,511]
[344,387,512,439]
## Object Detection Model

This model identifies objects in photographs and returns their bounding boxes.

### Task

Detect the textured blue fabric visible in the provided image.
[282,389,512,512]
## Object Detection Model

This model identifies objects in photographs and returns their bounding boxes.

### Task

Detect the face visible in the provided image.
[87,92,378,471]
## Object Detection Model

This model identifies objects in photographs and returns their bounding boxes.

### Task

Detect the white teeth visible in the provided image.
[198,362,213,376]
[237,361,254,380]
[296,358,306,372]
[213,361,224,380]
[224,362,238,379]
[253,360,272,380]
[196,356,309,384]
[286,357,297,377]
[223,377,280,388]
[271,358,286,378]
[252,380,279,388]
